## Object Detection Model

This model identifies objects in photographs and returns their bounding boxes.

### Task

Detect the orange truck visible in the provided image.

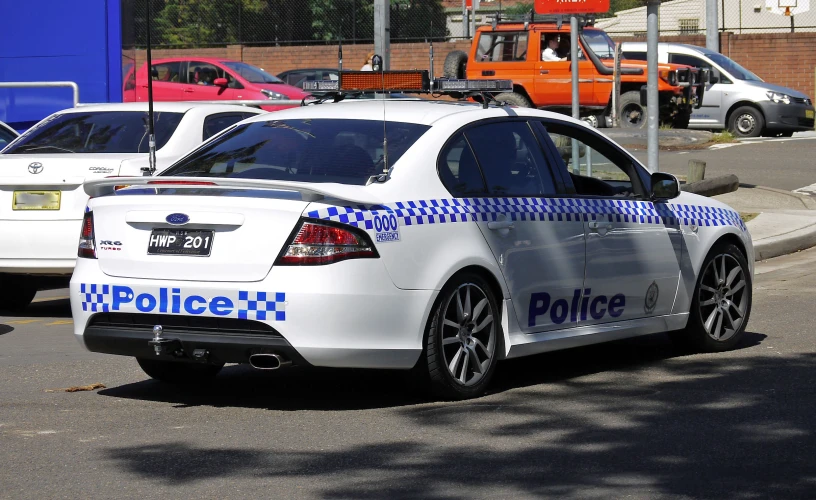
[444,17,705,128]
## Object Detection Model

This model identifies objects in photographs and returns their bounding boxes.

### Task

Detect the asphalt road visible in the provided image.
[625,132,816,192]
[2,249,815,499]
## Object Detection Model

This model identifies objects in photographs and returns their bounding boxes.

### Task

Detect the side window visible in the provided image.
[540,33,576,61]
[542,123,644,199]
[669,53,731,84]
[188,62,223,86]
[438,133,487,197]
[151,62,182,83]
[475,32,529,62]
[622,51,646,61]
[465,121,557,197]
[202,113,248,141]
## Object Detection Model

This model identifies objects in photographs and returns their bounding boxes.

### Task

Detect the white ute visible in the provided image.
[0,102,264,310]
[70,76,753,399]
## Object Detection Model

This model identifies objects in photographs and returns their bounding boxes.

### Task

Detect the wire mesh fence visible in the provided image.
[123,0,816,51]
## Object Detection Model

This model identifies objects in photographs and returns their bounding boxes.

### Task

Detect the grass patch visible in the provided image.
[659,122,674,130]
[710,130,737,143]
[740,212,759,224]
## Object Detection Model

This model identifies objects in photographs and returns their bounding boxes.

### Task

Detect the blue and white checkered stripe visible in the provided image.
[306,198,746,232]
[238,291,286,321]
[80,283,110,312]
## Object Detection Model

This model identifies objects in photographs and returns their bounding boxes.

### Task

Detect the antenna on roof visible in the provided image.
[366,54,389,185]
[338,38,343,74]
[142,0,156,176]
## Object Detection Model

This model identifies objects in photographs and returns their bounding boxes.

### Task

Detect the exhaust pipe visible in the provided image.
[248,353,290,370]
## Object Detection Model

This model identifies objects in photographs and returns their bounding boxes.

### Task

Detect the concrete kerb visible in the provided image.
[751,217,816,261]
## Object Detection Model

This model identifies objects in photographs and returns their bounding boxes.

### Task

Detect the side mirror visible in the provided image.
[708,68,720,85]
[213,78,229,87]
[651,172,680,201]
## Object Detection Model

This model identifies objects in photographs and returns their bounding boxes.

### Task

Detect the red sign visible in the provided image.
[535,0,611,14]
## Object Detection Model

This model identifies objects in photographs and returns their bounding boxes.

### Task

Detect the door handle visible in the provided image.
[488,219,515,231]
[588,221,613,232]
[481,70,496,76]
[183,88,194,93]
[539,69,549,74]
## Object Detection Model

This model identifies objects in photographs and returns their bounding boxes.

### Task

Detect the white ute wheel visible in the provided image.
[416,273,501,400]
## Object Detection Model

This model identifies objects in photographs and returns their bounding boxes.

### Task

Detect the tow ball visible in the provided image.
[147,325,181,356]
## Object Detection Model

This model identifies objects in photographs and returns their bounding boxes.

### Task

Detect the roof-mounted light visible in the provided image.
[303,80,340,92]
[434,79,513,92]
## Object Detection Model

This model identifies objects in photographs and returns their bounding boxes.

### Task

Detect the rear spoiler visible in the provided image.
[83,176,382,205]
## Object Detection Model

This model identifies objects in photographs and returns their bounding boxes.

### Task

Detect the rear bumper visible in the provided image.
[758,100,815,131]
[70,258,437,369]
[0,219,80,274]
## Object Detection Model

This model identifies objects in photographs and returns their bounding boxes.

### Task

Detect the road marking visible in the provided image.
[31,295,69,303]
[46,320,73,326]
[793,183,816,196]
[5,319,40,325]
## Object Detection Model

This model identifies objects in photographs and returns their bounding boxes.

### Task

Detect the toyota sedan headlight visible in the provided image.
[767,91,791,104]
[261,89,289,100]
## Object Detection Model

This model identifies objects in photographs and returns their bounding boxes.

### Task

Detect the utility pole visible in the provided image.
[706,0,719,52]
[647,0,659,172]
[570,15,581,172]
[374,0,391,70]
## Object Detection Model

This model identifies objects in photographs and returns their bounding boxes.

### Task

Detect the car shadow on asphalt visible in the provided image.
[0,324,13,336]
[96,331,767,412]
[0,298,72,319]
[98,331,816,499]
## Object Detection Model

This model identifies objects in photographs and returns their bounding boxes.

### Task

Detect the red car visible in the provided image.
[123,57,310,111]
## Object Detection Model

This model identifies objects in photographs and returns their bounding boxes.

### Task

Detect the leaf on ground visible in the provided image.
[44,383,106,393]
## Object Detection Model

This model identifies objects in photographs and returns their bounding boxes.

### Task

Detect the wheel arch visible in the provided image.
[512,84,534,105]
[725,101,764,129]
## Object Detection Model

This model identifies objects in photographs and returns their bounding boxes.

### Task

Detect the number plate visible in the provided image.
[13,191,61,210]
[148,229,214,256]
[806,109,814,119]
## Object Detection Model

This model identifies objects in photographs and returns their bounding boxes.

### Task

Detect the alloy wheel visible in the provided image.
[698,254,748,342]
[440,283,496,387]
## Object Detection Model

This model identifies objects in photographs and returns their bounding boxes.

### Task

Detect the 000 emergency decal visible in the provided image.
[79,284,286,321]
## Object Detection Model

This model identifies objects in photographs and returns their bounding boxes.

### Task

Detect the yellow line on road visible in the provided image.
[46,320,73,326]
[5,320,41,325]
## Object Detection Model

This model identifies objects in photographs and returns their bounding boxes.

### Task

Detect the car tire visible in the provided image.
[495,92,533,108]
[728,106,764,138]
[0,275,38,313]
[416,273,502,400]
[671,111,691,129]
[671,242,752,352]
[619,91,647,129]
[443,50,468,79]
[137,357,224,384]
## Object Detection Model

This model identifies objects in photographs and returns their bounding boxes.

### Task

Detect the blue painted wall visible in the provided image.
[0,0,123,131]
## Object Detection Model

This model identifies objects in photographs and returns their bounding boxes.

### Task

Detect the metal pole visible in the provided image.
[374,0,390,70]
[647,0,659,173]
[146,0,156,175]
[570,15,580,173]
[706,0,719,52]
[0,82,79,108]
[463,0,469,38]
[471,0,479,42]
[611,42,621,127]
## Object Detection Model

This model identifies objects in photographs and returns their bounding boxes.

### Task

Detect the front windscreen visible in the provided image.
[5,111,184,154]
[223,62,284,84]
[583,30,616,60]
[707,53,763,82]
[162,119,431,185]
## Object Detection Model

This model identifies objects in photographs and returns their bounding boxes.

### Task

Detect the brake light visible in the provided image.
[78,211,96,259]
[275,220,378,266]
[146,180,217,186]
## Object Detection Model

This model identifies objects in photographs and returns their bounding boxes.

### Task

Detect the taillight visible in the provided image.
[275,220,378,266]
[78,211,97,259]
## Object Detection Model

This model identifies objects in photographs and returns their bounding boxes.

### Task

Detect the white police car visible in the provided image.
[0,102,264,311]
[70,73,753,399]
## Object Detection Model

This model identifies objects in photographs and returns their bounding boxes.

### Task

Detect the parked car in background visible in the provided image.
[277,68,339,89]
[0,121,19,151]
[621,42,815,137]
[124,58,310,111]
[0,102,265,311]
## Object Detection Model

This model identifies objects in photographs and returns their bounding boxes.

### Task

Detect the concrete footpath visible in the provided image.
[713,185,816,261]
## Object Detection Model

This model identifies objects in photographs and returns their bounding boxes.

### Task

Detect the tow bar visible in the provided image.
[147,325,181,356]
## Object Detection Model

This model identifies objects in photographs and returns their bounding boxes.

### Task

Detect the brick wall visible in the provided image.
[133,33,814,98]
[612,32,816,98]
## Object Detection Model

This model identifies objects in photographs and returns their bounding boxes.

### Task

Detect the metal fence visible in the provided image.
[122,0,816,50]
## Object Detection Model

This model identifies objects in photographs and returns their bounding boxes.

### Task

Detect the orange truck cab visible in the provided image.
[444,17,705,129]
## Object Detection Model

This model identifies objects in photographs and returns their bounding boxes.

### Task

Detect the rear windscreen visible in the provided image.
[162,119,431,185]
[5,111,184,154]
